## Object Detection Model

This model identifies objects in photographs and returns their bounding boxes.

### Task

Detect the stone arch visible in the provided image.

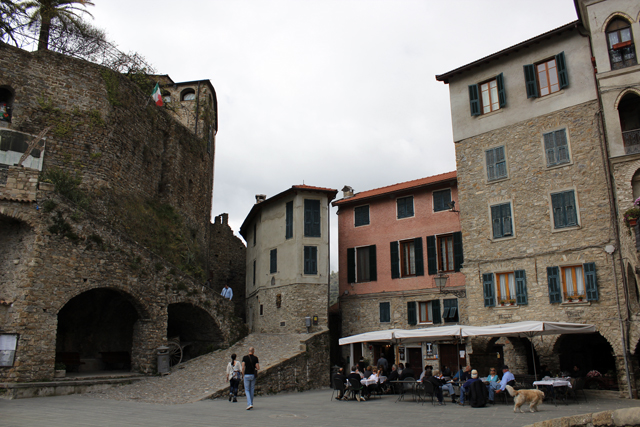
[167,301,225,361]
[613,88,640,111]
[51,282,151,319]
[553,332,618,389]
[617,91,640,156]
[601,12,636,32]
[180,88,196,101]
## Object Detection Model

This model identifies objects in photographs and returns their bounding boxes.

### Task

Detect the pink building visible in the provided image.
[333,172,466,375]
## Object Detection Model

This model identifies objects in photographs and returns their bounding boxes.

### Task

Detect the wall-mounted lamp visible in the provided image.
[434,271,466,298]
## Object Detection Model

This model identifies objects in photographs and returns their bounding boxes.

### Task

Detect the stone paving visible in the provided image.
[3,389,640,427]
[86,333,306,404]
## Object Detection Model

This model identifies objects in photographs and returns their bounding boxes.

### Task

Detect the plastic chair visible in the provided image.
[331,376,345,401]
[346,377,364,401]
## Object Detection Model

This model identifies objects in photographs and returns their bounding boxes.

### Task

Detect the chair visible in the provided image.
[498,379,517,405]
[346,377,364,401]
[368,377,382,399]
[568,378,588,404]
[420,381,436,406]
[400,377,416,402]
[331,376,345,401]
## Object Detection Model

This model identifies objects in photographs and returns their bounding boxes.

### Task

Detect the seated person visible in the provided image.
[347,366,364,401]
[399,362,415,380]
[459,369,482,405]
[426,369,446,405]
[397,363,405,377]
[467,370,489,408]
[488,365,515,403]
[332,367,347,400]
[418,364,433,381]
[386,364,399,393]
[453,365,472,384]
[364,368,380,398]
[441,365,452,378]
[486,367,499,383]
[540,365,552,378]
[363,365,373,379]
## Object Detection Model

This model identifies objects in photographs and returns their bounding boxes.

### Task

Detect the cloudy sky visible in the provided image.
[89,0,578,271]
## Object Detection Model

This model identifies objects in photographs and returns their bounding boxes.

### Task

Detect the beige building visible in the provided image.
[240,185,337,334]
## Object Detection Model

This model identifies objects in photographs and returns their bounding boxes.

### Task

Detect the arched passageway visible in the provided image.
[167,303,224,362]
[556,333,618,389]
[56,288,140,372]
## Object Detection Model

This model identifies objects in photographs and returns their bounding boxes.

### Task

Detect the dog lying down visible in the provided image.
[505,385,545,413]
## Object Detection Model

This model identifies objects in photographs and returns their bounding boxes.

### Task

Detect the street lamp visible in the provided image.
[434,271,466,298]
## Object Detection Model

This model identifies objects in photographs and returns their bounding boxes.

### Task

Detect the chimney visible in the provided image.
[341,185,354,198]
[255,194,267,204]
[221,213,229,225]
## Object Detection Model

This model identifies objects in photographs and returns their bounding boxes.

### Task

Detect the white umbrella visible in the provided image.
[338,329,404,346]
[394,325,465,343]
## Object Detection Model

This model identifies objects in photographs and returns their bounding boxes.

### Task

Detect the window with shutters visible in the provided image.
[379,302,390,323]
[561,265,586,301]
[543,129,570,167]
[442,299,459,322]
[354,205,370,227]
[481,78,500,113]
[427,232,463,275]
[469,73,506,116]
[483,270,528,306]
[548,263,598,303]
[304,199,321,237]
[437,234,455,272]
[285,201,293,239]
[433,189,452,212]
[490,202,513,239]
[524,52,568,98]
[304,246,317,275]
[400,240,416,277]
[391,238,423,279]
[606,18,637,70]
[485,146,507,181]
[418,301,435,324]
[356,246,372,282]
[348,245,377,283]
[551,190,578,229]
[496,272,516,304]
[397,196,414,219]
[270,249,277,274]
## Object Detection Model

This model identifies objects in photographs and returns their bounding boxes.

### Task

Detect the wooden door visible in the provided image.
[407,347,422,379]
[439,343,466,374]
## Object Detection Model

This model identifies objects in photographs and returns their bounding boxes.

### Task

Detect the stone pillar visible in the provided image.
[131,318,163,374]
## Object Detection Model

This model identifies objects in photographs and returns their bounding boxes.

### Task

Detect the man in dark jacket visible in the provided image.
[332,368,347,400]
[468,370,489,407]
[399,362,415,380]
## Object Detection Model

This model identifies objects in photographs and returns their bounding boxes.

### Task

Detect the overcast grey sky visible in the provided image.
[90,0,578,271]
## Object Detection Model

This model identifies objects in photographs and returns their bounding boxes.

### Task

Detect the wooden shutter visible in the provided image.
[369,245,377,282]
[380,302,390,323]
[432,300,441,324]
[390,241,400,279]
[584,262,599,301]
[551,193,564,228]
[544,132,556,165]
[491,205,502,238]
[497,72,506,107]
[397,198,406,218]
[483,273,495,307]
[453,231,464,272]
[304,246,317,275]
[495,146,506,178]
[515,269,528,305]
[285,201,293,239]
[270,249,277,274]
[565,191,577,226]
[449,299,458,320]
[442,299,450,319]
[407,301,417,325]
[304,200,320,237]
[469,84,480,116]
[523,64,538,98]
[347,248,356,283]
[556,130,569,163]
[556,52,569,89]
[547,266,561,303]
[426,235,437,275]
[407,197,414,217]
[486,149,496,181]
[414,237,424,276]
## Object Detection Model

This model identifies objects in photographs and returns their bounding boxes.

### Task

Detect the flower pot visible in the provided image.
[629,218,638,227]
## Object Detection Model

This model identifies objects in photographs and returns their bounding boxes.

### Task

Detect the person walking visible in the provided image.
[226,353,242,403]
[242,347,260,410]
[221,284,233,300]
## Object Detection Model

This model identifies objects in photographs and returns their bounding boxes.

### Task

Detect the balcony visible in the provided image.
[623,129,640,155]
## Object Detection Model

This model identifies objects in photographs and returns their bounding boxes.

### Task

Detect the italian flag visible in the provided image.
[151,83,163,107]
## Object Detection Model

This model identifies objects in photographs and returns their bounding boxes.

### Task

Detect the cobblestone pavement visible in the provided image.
[3,389,640,427]
[86,333,306,404]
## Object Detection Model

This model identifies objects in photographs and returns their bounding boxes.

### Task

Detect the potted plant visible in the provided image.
[577,295,585,302]
[567,296,573,302]
[499,300,505,306]
[54,363,66,378]
[509,299,516,306]
[624,206,640,227]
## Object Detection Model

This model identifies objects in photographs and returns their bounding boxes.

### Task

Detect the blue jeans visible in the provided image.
[244,374,256,406]
[229,378,239,397]
[459,384,467,403]
[489,382,502,401]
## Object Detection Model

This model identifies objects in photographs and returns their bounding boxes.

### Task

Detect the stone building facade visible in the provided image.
[240,186,338,334]
[333,173,467,376]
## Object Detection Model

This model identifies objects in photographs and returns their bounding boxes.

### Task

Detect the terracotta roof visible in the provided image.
[333,171,456,206]
[291,184,338,192]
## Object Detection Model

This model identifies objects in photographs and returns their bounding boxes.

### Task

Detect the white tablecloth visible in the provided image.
[533,379,572,388]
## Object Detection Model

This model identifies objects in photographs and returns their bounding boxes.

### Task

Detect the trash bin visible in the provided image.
[157,345,170,374]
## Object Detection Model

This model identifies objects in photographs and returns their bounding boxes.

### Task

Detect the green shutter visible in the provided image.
[556,52,569,89]
[469,84,480,116]
[347,248,356,283]
[501,203,512,236]
[442,299,450,319]
[491,205,502,238]
[556,130,569,163]
[551,193,564,228]
[414,237,424,276]
[270,249,277,274]
[380,302,390,323]
[544,132,556,166]
[524,64,538,98]
[486,149,496,181]
[584,262,598,301]
[496,72,506,107]
[432,300,441,324]
[449,299,458,320]
[483,273,495,307]
[426,235,437,275]
[390,241,400,279]
[285,201,293,239]
[565,191,577,226]
[547,266,561,303]
[407,301,417,325]
[407,197,414,217]
[369,245,377,282]
[453,232,463,272]
[515,269,528,305]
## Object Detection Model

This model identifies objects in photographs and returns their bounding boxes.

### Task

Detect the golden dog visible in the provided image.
[505,385,545,413]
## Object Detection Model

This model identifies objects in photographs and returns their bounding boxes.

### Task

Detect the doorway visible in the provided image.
[407,347,423,379]
[439,343,466,374]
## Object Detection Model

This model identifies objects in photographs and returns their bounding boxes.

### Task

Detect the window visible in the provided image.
[285,201,293,239]
[401,240,416,277]
[270,249,277,274]
[354,205,370,227]
[276,294,282,308]
[397,196,414,219]
[543,129,570,167]
[259,304,264,316]
[181,89,196,101]
[304,199,321,237]
[468,73,505,116]
[390,238,424,279]
[304,246,317,275]
[547,263,598,303]
[379,302,390,323]
[524,52,568,98]
[252,260,256,285]
[433,189,452,212]
[551,190,578,229]
[606,19,637,70]
[491,203,513,239]
[0,334,18,366]
[0,87,15,124]
[485,146,507,181]
[418,300,441,324]
[442,299,459,323]
[618,93,640,155]
[253,223,256,246]
[482,270,528,307]
[347,245,377,283]
[426,232,463,275]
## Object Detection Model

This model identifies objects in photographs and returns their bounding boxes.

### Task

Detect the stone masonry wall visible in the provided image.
[0,166,38,201]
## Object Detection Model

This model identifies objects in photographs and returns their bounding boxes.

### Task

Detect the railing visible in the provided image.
[623,129,640,155]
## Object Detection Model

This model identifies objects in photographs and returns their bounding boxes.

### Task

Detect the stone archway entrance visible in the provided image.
[56,288,141,373]
[556,333,618,390]
[167,303,224,362]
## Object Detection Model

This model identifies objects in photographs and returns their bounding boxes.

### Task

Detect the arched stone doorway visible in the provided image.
[555,333,618,389]
[56,288,142,373]
[167,303,224,362]
[619,92,640,155]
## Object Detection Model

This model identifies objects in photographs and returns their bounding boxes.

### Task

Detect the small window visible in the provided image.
[252,260,256,285]
[253,223,257,246]
[418,301,435,323]
[259,304,264,316]
[304,199,321,237]
[270,249,277,274]
[437,234,454,272]
[524,52,568,98]
[536,59,560,97]
[561,265,586,301]
[496,272,516,305]
[442,299,459,323]
[468,74,505,116]
[181,89,196,101]
[491,203,513,239]
[285,201,293,239]
[276,294,282,308]
[354,205,370,227]
[483,270,528,307]
[379,302,390,323]
[486,146,507,181]
[391,238,424,279]
[400,240,416,277]
[606,19,637,70]
[304,246,317,275]
[397,196,414,219]
[543,129,570,167]
[551,190,578,229]
[0,87,15,124]
[426,233,463,275]
[433,189,452,212]
[347,245,377,283]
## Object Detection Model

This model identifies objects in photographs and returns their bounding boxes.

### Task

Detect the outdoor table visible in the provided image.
[361,378,378,386]
[390,380,420,403]
[533,378,572,406]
